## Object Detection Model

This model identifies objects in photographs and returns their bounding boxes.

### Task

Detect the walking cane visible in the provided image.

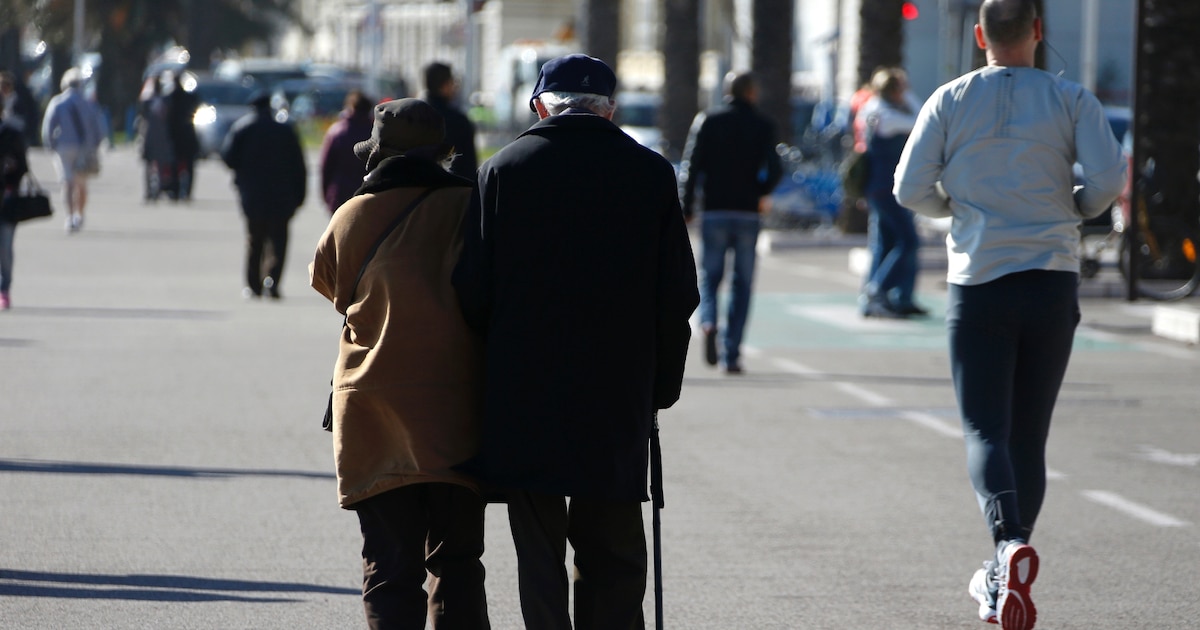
[650,412,665,630]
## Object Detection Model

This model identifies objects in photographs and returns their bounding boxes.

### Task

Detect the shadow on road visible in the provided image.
[0,458,334,480]
[5,306,226,321]
[0,569,358,602]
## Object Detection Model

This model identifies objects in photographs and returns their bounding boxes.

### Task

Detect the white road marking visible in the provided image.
[836,382,894,407]
[760,257,861,288]
[899,410,963,439]
[771,357,822,376]
[785,304,918,332]
[1137,445,1200,467]
[1081,490,1190,527]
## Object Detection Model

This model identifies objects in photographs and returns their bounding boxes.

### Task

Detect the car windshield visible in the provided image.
[194,83,255,106]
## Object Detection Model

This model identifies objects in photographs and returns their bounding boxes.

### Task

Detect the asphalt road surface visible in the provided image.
[2,144,1198,629]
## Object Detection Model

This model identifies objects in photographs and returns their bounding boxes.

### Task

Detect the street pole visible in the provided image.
[366,0,381,99]
[1082,0,1099,92]
[73,0,84,63]
[463,0,476,101]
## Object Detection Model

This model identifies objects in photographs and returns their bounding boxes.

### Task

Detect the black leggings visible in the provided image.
[947,270,1080,546]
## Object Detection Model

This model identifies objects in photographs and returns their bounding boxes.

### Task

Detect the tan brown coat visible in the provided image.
[311,172,482,508]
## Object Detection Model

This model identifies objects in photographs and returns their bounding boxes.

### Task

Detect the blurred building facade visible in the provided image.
[276,0,1136,122]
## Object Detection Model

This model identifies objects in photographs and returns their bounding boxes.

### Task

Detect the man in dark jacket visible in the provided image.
[453,54,698,630]
[680,72,782,374]
[423,61,477,179]
[221,92,307,299]
[166,72,200,200]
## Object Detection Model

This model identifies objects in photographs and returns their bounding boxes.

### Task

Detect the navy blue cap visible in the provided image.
[528,54,617,112]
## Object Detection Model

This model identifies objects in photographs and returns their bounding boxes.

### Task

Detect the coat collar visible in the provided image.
[356,155,472,196]
[517,109,623,140]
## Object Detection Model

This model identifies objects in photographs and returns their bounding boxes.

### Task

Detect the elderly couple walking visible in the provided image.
[310,55,699,630]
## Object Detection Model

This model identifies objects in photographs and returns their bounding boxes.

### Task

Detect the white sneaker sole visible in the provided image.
[997,544,1039,630]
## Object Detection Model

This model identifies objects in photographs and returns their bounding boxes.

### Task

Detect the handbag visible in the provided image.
[1,172,53,223]
[839,149,870,199]
[322,187,436,431]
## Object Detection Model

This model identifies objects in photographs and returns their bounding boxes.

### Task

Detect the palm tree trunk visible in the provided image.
[751,0,793,144]
[662,0,700,161]
[857,0,904,87]
[579,0,620,68]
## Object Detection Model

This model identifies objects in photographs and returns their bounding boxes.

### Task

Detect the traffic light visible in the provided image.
[902,2,919,20]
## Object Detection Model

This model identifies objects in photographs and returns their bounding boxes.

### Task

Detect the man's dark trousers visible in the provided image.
[507,490,647,630]
[243,215,289,295]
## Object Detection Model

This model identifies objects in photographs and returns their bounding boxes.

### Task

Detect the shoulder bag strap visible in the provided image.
[342,186,436,325]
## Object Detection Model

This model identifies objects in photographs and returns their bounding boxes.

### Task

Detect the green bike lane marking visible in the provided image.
[742,293,1130,352]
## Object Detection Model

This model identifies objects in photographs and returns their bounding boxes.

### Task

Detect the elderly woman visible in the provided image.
[309,98,489,630]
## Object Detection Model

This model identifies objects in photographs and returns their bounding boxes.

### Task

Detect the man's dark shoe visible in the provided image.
[896,303,930,317]
[862,300,909,319]
[704,327,719,366]
[723,363,744,375]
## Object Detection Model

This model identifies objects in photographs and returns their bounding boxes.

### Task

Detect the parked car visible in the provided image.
[191,78,256,157]
[270,77,359,122]
[615,91,664,154]
[213,58,309,92]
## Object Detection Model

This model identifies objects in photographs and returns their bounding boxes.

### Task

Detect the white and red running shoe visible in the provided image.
[968,562,999,624]
[995,541,1039,630]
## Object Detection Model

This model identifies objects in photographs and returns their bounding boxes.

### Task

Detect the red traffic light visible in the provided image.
[902,2,919,20]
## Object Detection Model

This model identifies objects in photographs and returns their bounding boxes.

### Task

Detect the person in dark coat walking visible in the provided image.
[422,62,477,179]
[319,90,374,215]
[221,92,307,299]
[453,54,699,630]
[680,71,782,374]
[166,72,200,200]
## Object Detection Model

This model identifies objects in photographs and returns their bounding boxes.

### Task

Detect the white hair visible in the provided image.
[537,91,616,117]
[60,68,83,91]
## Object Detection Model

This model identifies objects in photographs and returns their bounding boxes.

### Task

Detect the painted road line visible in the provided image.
[836,382,893,407]
[771,358,1072,479]
[899,410,962,439]
[759,257,861,288]
[785,304,919,333]
[1137,445,1200,467]
[1081,490,1190,527]
[771,357,822,376]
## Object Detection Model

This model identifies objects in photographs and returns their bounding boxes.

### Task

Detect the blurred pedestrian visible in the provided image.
[894,1,1126,628]
[0,91,31,310]
[422,61,477,179]
[166,72,200,200]
[220,91,307,299]
[679,71,782,374]
[310,98,490,630]
[318,89,373,215]
[41,68,104,233]
[136,75,174,201]
[858,66,926,318]
[453,54,699,629]
[0,71,36,141]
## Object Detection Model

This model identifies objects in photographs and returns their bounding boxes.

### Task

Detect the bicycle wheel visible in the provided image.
[1121,219,1200,300]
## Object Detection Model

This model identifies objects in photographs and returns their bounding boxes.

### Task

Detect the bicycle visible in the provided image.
[1079,180,1200,301]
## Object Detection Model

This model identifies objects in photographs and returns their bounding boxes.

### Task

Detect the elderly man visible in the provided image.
[41,68,104,232]
[454,54,698,629]
[894,1,1125,628]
